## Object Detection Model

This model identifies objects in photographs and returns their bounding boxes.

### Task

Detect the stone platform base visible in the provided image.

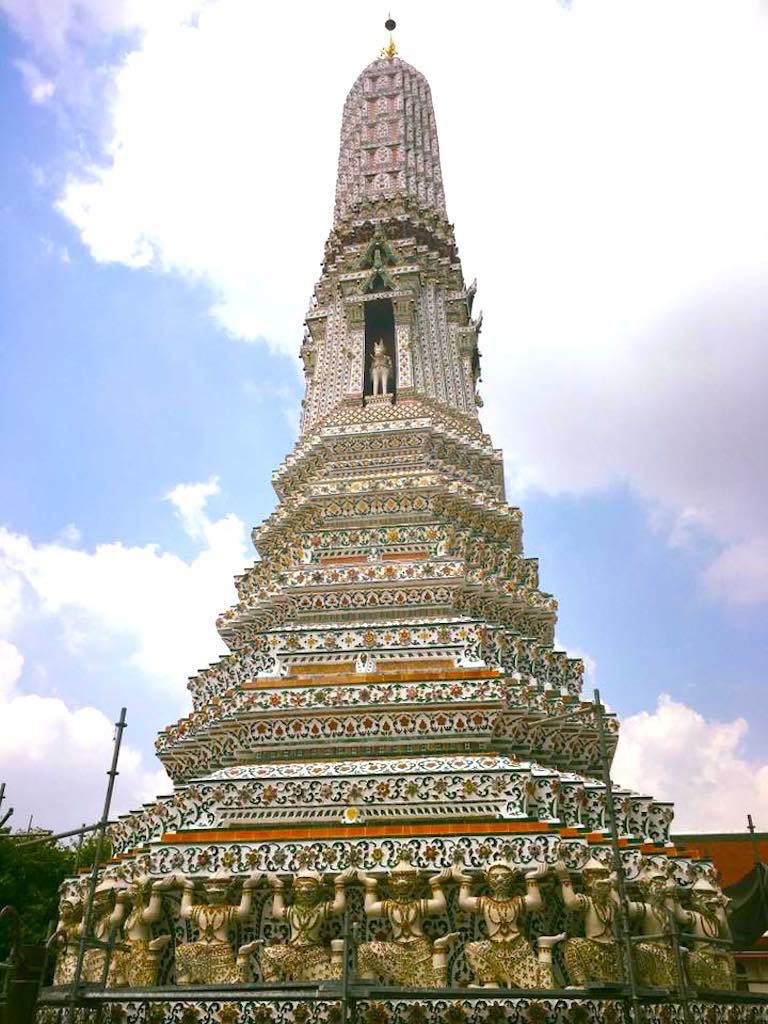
[36,986,768,1024]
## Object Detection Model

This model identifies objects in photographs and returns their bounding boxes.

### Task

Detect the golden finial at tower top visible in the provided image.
[381,16,397,59]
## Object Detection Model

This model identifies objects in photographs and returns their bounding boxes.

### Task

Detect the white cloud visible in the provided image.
[1,0,141,55]
[53,1,343,355]
[0,0,203,57]
[2,0,205,114]
[41,236,71,264]
[0,566,165,832]
[57,523,81,545]
[0,478,247,688]
[462,2,768,605]
[482,278,768,603]
[0,693,170,832]
[0,565,23,635]
[613,694,768,832]
[14,59,55,103]
[243,379,302,434]
[0,479,246,829]
[22,0,764,603]
[0,640,24,699]
[702,537,768,606]
[165,476,221,542]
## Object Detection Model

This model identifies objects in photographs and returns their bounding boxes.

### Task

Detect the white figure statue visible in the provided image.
[674,877,736,990]
[455,862,564,989]
[175,870,261,984]
[555,856,622,986]
[259,867,356,981]
[51,889,83,986]
[370,339,392,397]
[109,873,174,987]
[357,859,458,986]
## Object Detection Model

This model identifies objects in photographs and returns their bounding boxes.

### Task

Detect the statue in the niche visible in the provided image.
[109,873,175,987]
[175,870,261,985]
[51,889,83,986]
[629,862,677,988]
[676,878,736,991]
[370,339,392,397]
[456,861,564,988]
[259,867,357,982]
[357,858,458,986]
[555,856,622,986]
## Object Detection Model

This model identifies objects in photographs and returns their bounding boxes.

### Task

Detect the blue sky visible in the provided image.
[1,0,767,834]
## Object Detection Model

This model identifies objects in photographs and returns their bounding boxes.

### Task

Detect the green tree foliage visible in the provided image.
[0,832,112,961]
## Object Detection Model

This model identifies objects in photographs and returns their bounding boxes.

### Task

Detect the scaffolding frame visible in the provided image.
[0,708,127,1024]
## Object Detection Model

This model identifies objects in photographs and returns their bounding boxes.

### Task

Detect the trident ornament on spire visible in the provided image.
[381,15,397,59]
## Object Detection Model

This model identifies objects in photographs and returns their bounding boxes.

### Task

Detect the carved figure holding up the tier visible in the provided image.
[260,867,356,982]
[109,873,175,987]
[82,878,127,984]
[357,858,458,987]
[175,870,261,985]
[555,856,622,986]
[370,339,392,397]
[629,862,677,988]
[456,861,564,989]
[674,878,736,991]
[51,888,83,986]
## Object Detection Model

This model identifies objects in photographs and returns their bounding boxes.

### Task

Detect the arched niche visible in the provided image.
[363,297,397,399]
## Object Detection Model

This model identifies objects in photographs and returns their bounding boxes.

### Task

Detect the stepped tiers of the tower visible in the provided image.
[39,45,766,1024]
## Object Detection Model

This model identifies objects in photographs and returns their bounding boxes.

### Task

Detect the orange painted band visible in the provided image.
[161,820,559,844]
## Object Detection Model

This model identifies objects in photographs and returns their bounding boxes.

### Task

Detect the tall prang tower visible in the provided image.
[151,49,633,846]
[46,30,756,1024]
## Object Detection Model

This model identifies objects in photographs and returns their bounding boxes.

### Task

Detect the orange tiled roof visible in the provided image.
[673,832,768,887]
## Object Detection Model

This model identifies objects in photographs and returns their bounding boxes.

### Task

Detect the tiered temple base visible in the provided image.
[36,986,768,1024]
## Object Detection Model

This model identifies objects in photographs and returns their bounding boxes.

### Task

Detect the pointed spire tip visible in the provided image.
[381,14,397,60]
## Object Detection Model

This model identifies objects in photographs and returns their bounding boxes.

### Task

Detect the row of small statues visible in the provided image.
[52,857,734,992]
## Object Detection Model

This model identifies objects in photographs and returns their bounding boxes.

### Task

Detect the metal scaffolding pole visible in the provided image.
[67,707,127,1024]
[666,907,693,1024]
[74,824,88,874]
[0,781,12,832]
[14,823,99,849]
[593,688,643,1024]
[746,813,768,962]
[340,912,357,1024]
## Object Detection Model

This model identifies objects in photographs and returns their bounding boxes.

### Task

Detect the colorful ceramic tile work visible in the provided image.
[41,40,762,1021]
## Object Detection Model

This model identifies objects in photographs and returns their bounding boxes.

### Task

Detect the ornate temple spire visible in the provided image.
[297,33,477,433]
[49,25,740,1013]
[333,49,447,224]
